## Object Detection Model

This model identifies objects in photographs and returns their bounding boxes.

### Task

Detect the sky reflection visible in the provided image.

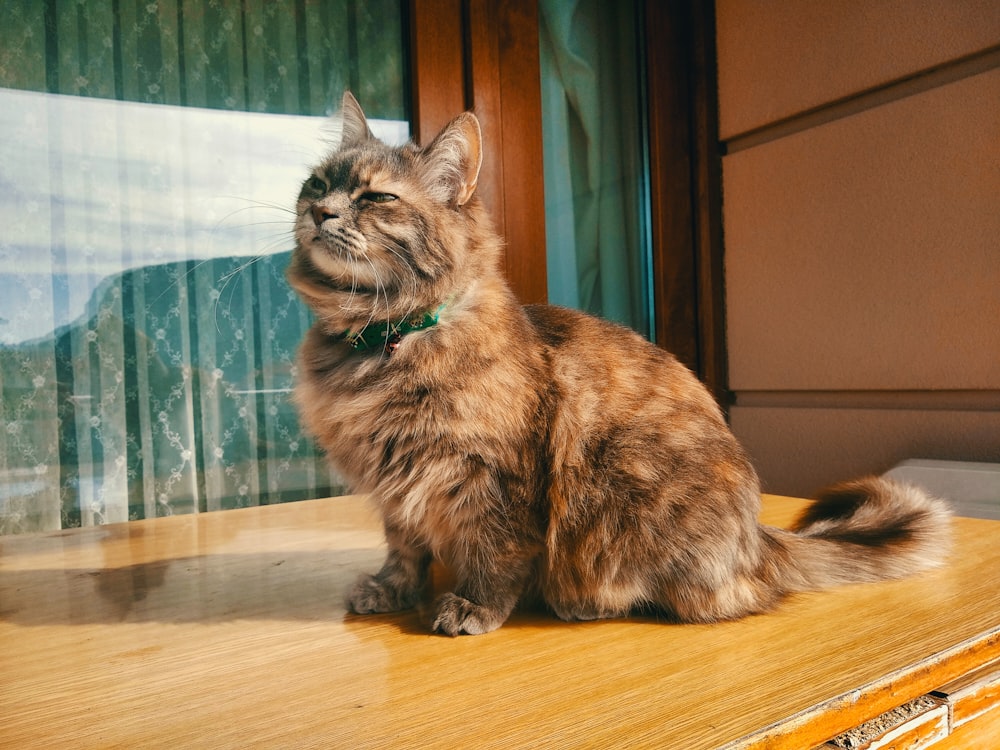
[0,88,407,345]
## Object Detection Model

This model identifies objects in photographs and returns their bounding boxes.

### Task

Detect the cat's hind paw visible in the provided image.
[346,573,418,614]
[431,593,505,636]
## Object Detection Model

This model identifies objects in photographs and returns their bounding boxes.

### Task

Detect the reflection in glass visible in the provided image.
[0,1,408,533]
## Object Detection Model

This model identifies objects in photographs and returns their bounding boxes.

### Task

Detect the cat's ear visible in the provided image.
[420,112,483,206]
[338,91,374,149]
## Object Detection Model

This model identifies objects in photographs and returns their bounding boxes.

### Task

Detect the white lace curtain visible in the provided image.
[0,0,407,533]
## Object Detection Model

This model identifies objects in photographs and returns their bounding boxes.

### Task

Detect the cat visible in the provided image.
[286,92,951,636]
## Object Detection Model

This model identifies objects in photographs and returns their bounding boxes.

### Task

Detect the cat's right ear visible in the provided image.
[338,91,374,149]
[420,112,483,207]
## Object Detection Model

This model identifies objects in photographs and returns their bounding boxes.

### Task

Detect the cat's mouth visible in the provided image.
[312,222,368,257]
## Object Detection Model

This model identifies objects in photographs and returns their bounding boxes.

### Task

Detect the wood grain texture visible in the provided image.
[409,0,466,143]
[410,0,546,306]
[930,703,1000,750]
[931,657,1000,727]
[482,0,547,305]
[2,495,999,749]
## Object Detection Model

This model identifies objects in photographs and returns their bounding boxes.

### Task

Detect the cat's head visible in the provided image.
[287,92,497,332]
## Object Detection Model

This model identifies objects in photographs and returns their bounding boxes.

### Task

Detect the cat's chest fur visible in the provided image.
[294,314,549,537]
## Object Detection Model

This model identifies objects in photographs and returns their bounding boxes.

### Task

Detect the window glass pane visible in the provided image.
[539,0,652,339]
[0,0,408,534]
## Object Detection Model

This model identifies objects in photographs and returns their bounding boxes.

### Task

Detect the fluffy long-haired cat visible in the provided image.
[287,93,950,636]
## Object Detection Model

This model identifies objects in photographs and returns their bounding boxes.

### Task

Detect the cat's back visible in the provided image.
[524,304,697,388]
[523,303,727,430]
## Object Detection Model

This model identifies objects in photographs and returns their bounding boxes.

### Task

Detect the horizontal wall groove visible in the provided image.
[723,44,1000,154]
[733,390,1000,412]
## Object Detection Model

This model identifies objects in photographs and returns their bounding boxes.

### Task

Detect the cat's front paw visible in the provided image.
[431,593,505,636]
[347,574,419,614]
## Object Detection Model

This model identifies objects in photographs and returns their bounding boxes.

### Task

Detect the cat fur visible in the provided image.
[286,93,951,636]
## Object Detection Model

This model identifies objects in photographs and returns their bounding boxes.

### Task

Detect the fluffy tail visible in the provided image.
[769,476,952,592]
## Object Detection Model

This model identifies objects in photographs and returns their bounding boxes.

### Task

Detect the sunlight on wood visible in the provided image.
[2,495,999,748]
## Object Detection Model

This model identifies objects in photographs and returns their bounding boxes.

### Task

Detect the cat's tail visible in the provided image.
[768,476,952,593]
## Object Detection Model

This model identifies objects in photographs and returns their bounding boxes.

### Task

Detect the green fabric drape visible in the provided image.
[539,0,651,338]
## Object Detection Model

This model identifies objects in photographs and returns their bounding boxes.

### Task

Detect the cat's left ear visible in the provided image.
[420,112,483,206]
[338,91,374,149]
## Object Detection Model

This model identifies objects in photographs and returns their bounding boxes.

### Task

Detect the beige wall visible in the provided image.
[715,1,1000,496]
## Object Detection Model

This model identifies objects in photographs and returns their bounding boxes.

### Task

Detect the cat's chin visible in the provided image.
[291,267,378,297]
[313,275,378,295]
[291,248,382,296]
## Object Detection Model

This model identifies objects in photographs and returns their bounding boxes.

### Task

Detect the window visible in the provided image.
[539,0,653,338]
[0,0,408,533]
[539,0,726,383]
[1,0,722,533]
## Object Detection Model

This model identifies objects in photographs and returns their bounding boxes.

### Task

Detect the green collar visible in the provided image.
[339,305,444,355]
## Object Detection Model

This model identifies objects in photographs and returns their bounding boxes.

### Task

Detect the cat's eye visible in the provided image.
[305,175,327,194]
[360,192,398,204]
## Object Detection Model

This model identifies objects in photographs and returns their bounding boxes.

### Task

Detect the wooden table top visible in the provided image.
[2,494,999,749]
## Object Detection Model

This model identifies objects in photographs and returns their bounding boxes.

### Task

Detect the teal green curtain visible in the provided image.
[0,0,407,533]
[539,0,651,338]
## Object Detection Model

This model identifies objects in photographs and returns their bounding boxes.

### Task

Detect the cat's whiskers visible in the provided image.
[219,196,297,222]
[381,240,422,326]
[361,257,387,336]
[318,240,363,314]
[198,196,298,334]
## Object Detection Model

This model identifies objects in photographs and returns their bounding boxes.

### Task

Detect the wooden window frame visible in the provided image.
[408,0,726,406]
[409,0,547,306]
[644,0,728,407]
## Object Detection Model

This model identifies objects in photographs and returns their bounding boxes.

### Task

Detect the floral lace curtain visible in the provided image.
[0,0,407,533]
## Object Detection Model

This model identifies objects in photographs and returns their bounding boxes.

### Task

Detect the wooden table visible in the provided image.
[2,495,999,749]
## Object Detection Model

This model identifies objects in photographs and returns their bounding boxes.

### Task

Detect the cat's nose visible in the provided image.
[311,204,339,225]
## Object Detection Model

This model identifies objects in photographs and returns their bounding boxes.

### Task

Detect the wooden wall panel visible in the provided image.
[724,68,1000,392]
[716,0,1000,138]
[730,406,1000,498]
[645,0,727,402]
[717,3,1000,494]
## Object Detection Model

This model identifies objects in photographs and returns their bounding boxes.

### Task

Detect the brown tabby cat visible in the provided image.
[287,93,950,636]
